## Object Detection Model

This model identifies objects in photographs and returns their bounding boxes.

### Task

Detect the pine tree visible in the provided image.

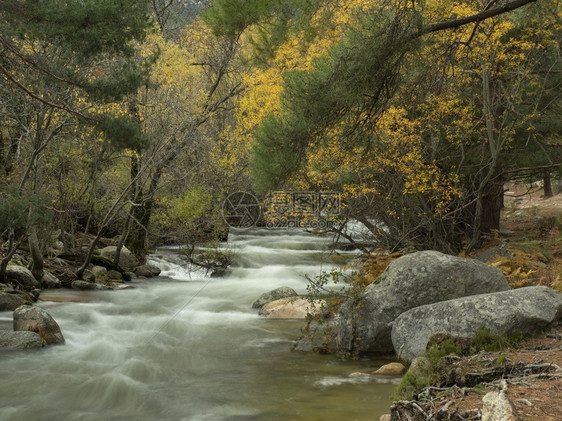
[0,0,155,150]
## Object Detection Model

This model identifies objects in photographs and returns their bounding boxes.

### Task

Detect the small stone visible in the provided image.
[29,289,41,302]
[379,415,391,421]
[373,362,407,376]
[482,390,520,421]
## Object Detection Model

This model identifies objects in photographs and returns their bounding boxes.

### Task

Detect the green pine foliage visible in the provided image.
[250,6,420,190]
[0,0,156,150]
[0,186,53,234]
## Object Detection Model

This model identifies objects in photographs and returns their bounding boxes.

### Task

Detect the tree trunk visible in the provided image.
[126,162,163,256]
[113,211,132,268]
[480,168,504,236]
[543,171,553,198]
[127,198,154,255]
[0,228,28,283]
[28,226,44,280]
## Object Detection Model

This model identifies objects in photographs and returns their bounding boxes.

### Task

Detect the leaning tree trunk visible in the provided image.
[28,226,44,280]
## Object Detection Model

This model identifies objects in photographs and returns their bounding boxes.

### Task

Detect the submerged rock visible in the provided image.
[13,306,65,345]
[338,250,510,354]
[391,286,562,362]
[0,330,42,350]
[252,286,298,309]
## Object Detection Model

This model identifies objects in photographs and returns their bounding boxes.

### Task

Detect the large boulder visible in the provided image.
[0,292,26,311]
[98,246,139,271]
[134,264,161,278]
[259,297,325,319]
[13,306,65,345]
[392,286,562,362]
[0,330,42,350]
[4,265,40,291]
[338,250,510,354]
[252,286,298,309]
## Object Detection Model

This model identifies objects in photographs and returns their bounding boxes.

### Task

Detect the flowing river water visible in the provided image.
[0,228,398,420]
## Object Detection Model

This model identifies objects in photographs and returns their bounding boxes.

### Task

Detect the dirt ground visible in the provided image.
[412,325,562,420]
[503,182,562,212]
[498,183,561,290]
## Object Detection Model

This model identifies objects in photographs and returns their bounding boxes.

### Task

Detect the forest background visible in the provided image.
[0,0,560,281]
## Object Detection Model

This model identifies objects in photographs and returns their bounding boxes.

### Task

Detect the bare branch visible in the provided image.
[0,62,94,122]
[419,0,538,36]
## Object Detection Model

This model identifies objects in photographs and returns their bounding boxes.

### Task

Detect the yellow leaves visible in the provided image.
[155,187,215,230]
[488,248,550,288]
[236,0,376,139]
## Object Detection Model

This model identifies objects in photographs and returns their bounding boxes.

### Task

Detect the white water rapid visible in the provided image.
[0,228,398,420]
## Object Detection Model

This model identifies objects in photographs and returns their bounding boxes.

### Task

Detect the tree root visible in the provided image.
[390,399,480,420]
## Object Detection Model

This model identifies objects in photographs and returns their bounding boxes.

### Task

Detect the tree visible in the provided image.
[0,1,156,280]
[0,0,155,149]
[113,22,248,255]
[209,0,557,252]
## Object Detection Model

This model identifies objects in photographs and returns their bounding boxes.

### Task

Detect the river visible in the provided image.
[0,228,398,420]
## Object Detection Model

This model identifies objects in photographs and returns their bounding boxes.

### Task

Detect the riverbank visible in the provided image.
[387,325,562,420]
[380,186,561,420]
